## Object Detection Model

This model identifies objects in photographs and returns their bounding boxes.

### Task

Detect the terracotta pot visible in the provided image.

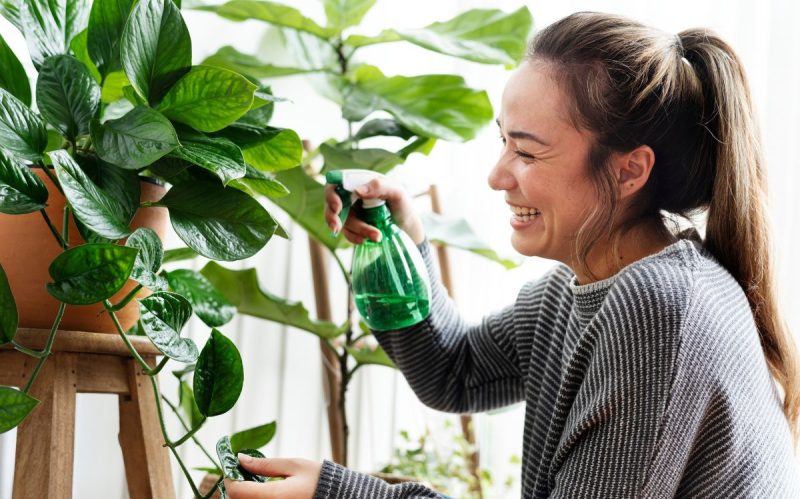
[0,166,169,333]
[200,474,222,498]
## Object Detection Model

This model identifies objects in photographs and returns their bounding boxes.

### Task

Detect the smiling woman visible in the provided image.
[306,10,800,499]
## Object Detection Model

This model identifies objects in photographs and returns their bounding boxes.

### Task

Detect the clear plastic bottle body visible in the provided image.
[351,205,431,331]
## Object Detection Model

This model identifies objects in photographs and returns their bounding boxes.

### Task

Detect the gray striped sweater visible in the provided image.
[314,229,799,498]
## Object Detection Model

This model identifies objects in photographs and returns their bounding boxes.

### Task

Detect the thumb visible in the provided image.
[355,178,402,203]
[237,454,295,477]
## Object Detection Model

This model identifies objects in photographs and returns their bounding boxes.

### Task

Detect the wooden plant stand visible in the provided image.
[0,328,176,499]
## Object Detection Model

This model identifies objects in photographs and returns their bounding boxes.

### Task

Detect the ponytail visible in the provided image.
[679,29,800,444]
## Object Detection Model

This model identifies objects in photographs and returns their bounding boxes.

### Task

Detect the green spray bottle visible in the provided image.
[326,169,431,331]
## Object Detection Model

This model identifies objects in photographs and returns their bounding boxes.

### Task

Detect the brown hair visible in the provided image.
[528,12,800,444]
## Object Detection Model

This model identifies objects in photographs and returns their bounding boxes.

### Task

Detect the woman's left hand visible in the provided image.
[224,455,322,498]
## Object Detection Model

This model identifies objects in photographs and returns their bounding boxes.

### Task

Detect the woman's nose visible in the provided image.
[487,157,515,192]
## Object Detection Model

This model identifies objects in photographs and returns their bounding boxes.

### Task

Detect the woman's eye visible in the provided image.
[514,149,535,160]
[498,134,507,145]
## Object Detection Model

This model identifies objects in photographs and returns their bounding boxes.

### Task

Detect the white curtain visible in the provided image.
[1,1,798,497]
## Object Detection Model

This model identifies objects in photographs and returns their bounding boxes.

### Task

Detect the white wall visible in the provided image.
[1,0,798,497]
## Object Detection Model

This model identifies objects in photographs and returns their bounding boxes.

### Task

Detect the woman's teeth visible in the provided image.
[511,205,541,222]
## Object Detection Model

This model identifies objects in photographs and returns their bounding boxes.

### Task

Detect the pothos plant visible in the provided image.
[191,0,531,471]
[0,0,304,496]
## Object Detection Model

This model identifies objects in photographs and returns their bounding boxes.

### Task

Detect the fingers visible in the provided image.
[237,455,299,477]
[224,479,274,498]
[324,184,343,233]
[354,177,403,204]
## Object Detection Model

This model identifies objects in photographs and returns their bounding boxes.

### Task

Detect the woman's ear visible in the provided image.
[614,144,655,199]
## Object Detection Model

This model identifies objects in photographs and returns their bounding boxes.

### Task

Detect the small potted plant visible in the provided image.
[0,0,304,496]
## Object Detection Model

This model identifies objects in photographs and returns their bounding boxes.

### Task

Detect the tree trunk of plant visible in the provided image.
[309,238,347,465]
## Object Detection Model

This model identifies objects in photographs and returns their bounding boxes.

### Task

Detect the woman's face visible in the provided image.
[489,60,598,265]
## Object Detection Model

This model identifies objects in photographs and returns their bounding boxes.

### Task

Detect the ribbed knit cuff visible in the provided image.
[313,459,345,499]
[313,459,446,499]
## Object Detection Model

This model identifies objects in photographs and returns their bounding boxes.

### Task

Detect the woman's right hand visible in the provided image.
[324,175,426,245]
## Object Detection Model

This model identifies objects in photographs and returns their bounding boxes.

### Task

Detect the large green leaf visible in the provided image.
[271,166,344,250]
[91,106,180,169]
[421,212,521,270]
[165,268,236,328]
[157,66,256,133]
[138,291,198,362]
[100,70,130,103]
[155,180,277,261]
[352,119,414,142]
[230,164,289,199]
[346,7,532,66]
[200,261,345,340]
[49,149,131,239]
[75,154,139,224]
[0,0,24,31]
[0,386,38,434]
[125,227,168,291]
[36,55,101,141]
[0,88,48,162]
[216,435,244,481]
[121,0,191,105]
[87,0,135,78]
[323,0,375,33]
[17,0,90,68]
[230,421,276,453]
[202,46,327,79]
[280,28,343,103]
[0,150,48,214]
[196,0,338,39]
[68,28,102,83]
[320,143,403,175]
[0,263,17,345]
[346,344,395,369]
[215,126,302,173]
[46,243,138,305]
[179,380,204,429]
[193,328,243,417]
[238,86,277,129]
[168,127,246,185]
[343,65,493,142]
[0,32,31,106]
[163,246,199,263]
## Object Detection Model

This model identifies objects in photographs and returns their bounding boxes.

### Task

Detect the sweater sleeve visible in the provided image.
[372,237,554,413]
[313,460,449,499]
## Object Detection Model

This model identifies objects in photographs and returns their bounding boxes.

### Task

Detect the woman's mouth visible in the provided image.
[509,204,541,223]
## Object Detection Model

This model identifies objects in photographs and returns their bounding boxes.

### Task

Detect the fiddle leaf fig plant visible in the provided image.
[197,0,531,470]
[0,0,304,496]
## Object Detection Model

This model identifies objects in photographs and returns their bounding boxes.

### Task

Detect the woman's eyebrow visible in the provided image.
[495,118,551,147]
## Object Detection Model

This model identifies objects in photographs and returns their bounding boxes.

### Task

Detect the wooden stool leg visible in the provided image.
[118,357,176,499]
[13,353,78,499]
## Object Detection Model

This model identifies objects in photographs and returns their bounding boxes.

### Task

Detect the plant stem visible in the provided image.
[162,395,220,470]
[22,302,66,393]
[40,165,64,195]
[169,442,205,498]
[171,416,207,447]
[103,300,161,375]
[201,477,224,499]
[110,284,143,311]
[12,341,47,358]
[40,209,67,249]
[149,376,209,499]
[62,204,70,242]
